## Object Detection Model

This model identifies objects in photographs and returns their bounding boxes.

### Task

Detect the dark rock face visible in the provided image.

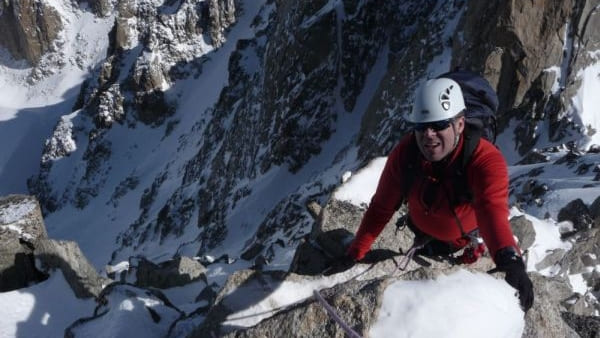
[453,0,600,156]
[77,0,113,17]
[31,0,240,220]
[0,0,62,64]
[558,198,594,232]
[356,0,461,160]
[589,195,600,221]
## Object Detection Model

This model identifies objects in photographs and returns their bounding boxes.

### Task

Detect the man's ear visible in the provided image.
[455,115,465,134]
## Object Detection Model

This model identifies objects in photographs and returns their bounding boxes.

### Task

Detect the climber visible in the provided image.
[344,76,534,312]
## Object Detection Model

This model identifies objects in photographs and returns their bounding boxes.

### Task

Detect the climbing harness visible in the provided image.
[457,234,486,264]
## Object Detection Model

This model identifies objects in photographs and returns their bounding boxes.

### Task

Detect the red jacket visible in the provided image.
[347,132,518,261]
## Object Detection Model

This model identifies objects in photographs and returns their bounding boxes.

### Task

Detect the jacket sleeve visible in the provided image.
[347,138,409,260]
[468,141,519,259]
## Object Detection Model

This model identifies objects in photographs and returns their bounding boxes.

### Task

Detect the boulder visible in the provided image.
[135,256,207,289]
[316,199,414,257]
[517,150,551,165]
[558,199,594,232]
[34,238,109,298]
[510,215,536,250]
[559,227,600,279]
[0,195,48,291]
[534,248,566,271]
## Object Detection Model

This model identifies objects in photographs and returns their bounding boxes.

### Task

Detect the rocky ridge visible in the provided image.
[3,193,599,337]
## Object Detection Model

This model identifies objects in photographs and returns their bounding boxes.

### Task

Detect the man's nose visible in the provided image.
[422,127,437,137]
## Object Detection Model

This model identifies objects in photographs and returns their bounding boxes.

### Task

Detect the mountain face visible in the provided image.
[20,0,600,268]
[2,0,600,336]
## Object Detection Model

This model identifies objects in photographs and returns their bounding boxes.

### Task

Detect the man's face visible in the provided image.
[414,116,465,162]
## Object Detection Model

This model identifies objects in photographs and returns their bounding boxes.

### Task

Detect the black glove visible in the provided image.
[362,249,399,263]
[491,248,534,312]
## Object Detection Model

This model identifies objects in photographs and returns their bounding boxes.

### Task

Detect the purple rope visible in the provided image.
[313,290,363,338]
[397,244,422,271]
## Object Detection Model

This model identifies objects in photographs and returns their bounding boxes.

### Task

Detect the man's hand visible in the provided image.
[492,248,534,312]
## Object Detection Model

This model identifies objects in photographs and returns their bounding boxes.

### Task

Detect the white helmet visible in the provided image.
[405,78,466,123]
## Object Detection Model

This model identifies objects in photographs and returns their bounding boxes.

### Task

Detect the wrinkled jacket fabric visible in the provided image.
[347,132,518,261]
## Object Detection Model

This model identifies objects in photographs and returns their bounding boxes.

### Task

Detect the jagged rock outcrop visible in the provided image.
[0,0,63,64]
[34,238,110,298]
[522,274,580,338]
[0,195,48,291]
[558,198,595,232]
[133,256,207,288]
[30,0,241,216]
[107,255,208,289]
[40,114,79,164]
[453,0,600,155]
[0,195,108,297]
[78,0,113,17]
[590,195,600,220]
[205,0,236,47]
[510,215,536,251]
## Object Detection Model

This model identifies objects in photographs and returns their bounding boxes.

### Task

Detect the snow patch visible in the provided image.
[0,199,36,224]
[0,273,95,338]
[333,157,386,206]
[370,270,524,338]
[573,61,600,149]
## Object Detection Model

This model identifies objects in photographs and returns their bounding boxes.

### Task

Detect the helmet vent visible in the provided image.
[440,86,453,111]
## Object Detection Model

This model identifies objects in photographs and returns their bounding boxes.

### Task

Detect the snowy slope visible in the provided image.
[0,3,114,194]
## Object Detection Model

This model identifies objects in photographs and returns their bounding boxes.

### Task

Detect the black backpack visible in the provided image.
[437,69,499,143]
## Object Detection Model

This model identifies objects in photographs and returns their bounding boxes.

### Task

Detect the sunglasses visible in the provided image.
[412,118,453,132]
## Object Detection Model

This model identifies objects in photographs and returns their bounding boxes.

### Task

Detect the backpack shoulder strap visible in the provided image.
[401,133,420,201]
[451,126,481,205]
[461,125,481,170]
